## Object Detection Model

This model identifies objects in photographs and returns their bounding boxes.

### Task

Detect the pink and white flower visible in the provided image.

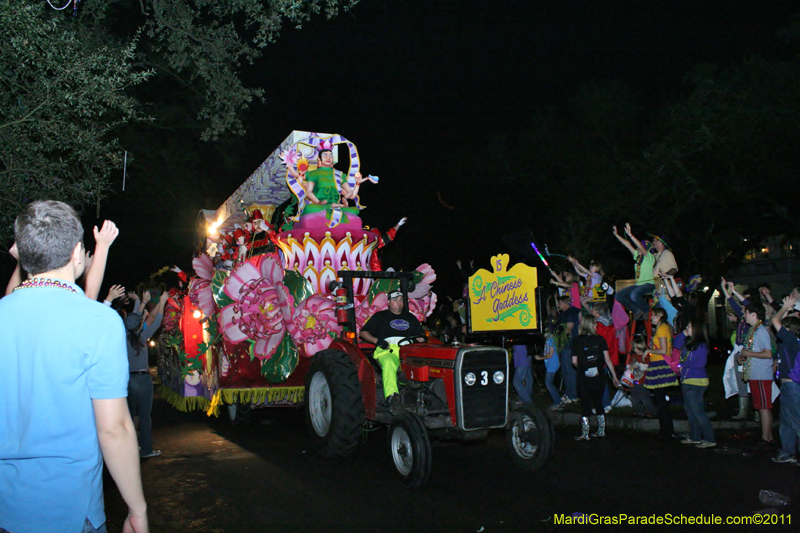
[355,292,388,333]
[188,254,216,318]
[288,295,342,357]
[408,263,437,299]
[409,292,438,323]
[219,258,294,360]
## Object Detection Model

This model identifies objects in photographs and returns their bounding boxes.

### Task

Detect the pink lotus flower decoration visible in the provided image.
[288,295,342,357]
[188,254,216,318]
[408,263,437,299]
[219,258,294,360]
[355,292,388,333]
[409,292,438,323]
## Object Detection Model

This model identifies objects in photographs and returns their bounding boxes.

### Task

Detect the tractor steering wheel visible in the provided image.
[397,335,426,346]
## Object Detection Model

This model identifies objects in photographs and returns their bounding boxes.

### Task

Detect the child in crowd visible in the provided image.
[571,315,619,440]
[536,330,562,410]
[626,337,656,418]
[739,303,775,448]
[568,256,604,307]
[644,307,678,440]
[549,269,582,309]
[771,295,800,464]
[675,318,715,448]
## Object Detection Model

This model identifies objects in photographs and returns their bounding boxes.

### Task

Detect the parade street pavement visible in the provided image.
[103,394,799,532]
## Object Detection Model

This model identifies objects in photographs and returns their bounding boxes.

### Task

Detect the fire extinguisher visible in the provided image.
[335,286,348,324]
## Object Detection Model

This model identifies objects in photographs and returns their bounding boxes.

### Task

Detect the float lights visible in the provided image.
[192,309,203,319]
[148,340,155,347]
[209,218,223,235]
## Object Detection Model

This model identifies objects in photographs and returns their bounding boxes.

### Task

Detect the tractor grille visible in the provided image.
[455,347,508,430]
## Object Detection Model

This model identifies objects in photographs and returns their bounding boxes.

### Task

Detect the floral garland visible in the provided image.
[741,319,762,382]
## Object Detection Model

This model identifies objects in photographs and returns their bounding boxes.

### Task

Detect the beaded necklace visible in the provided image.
[13,277,77,294]
[741,320,763,382]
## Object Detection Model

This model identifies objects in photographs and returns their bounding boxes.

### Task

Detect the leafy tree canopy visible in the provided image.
[0,0,358,246]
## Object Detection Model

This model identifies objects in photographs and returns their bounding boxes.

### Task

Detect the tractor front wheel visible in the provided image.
[506,403,553,472]
[388,412,432,489]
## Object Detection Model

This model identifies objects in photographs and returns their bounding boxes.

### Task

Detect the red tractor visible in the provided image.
[304,270,553,488]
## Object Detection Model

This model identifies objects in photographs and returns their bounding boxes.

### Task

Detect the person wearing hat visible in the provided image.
[651,233,678,278]
[359,290,427,412]
[126,290,169,458]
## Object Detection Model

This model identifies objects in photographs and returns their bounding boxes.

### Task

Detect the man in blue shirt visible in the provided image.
[0,201,148,533]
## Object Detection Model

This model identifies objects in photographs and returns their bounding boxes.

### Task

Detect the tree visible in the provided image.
[0,0,359,247]
[0,0,151,245]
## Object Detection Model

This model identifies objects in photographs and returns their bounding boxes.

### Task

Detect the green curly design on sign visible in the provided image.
[486,303,531,326]
[471,275,485,302]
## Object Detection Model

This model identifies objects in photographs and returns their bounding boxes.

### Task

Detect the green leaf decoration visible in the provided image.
[367,278,399,304]
[204,318,221,342]
[163,331,183,349]
[261,333,298,384]
[246,340,256,361]
[283,270,314,303]
[210,270,234,309]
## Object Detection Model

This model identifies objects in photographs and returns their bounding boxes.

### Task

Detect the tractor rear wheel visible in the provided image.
[305,349,364,457]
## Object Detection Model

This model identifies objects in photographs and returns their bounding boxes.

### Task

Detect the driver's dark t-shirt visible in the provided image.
[361,309,424,341]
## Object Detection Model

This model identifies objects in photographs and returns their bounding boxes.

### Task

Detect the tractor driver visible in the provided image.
[360,290,427,411]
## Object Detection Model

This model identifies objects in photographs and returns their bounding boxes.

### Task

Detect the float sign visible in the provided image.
[468,254,538,332]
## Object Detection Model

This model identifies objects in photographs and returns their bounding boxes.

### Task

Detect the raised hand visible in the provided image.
[106,284,125,302]
[94,220,119,248]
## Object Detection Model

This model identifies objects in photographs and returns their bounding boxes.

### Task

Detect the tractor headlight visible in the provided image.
[464,372,476,386]
[493,370,505,384]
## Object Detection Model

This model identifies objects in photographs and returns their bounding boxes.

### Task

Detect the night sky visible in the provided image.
[74,0,798,299]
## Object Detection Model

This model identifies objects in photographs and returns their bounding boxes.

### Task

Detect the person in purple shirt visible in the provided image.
[675,318,715,448]
[771,296,800,464]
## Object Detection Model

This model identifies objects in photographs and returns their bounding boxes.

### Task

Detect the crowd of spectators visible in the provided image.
[428,225,800,465]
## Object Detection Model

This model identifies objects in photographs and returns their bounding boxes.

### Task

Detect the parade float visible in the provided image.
[158,131,553,487]
[158,131,436,419]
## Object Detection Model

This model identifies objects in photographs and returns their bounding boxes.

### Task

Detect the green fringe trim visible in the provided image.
[158,385,211,413]
[206,386,306,417]
[220,386,305,405]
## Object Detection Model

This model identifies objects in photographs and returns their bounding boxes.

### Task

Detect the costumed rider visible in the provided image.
[369,217,407,271]
[303,141,360,225]
[359,290,427,412]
